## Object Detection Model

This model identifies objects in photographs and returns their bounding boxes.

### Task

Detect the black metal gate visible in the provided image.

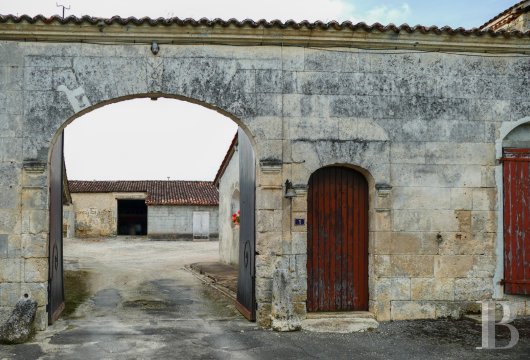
[236,128,256,320]
[48,131,65,324]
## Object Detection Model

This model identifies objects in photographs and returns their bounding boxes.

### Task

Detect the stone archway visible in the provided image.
[16,45,274,329]
[44,91,261,325]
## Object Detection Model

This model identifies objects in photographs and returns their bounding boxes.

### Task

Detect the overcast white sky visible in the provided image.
[0,0,518,180]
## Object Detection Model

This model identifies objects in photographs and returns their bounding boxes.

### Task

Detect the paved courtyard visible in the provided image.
[0,238,529,359]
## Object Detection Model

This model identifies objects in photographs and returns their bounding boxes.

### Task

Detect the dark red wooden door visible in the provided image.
[503,148,530,295]
[307,166,368,312]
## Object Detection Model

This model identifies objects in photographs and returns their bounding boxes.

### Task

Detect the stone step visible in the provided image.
[302,312,379,333]
[305,311,375,320]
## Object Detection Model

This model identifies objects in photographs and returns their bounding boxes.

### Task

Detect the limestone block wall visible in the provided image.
[218,147,240,264]
[1,38,530,329]
[273,48,530,323]
[148,205,219,240]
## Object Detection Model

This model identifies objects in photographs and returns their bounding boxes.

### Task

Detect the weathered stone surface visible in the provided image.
[392,210,459,232]
[375,255,434,277]
[438,231,495,256]
[472,188,497,211]
[454,278,493,300]
[0,234,7,258]
[372,278,411,301]
[393,187,450,210]
[390,142,426,164]
[425,143,495,166]
[23,258,48,282]
[290,232,307,255]
[0,298,37,344]
[373,210,391,232]
[0,283,21,307]
[481,166,496,188]
[434,255,474,278]
[256,231,282,256]
[450,188,472,210]
[256,188,282,210]
[391,301,436,320]
[271,269,301,332]
[370,300,391,321]
[391,164,481,188]
[390,232,439,255]
[471,211,496,233]
[302,316,379,333]
[21,234,47,258]
[0,259,21,283]
[256,210,283,233]
[411,278,455,301]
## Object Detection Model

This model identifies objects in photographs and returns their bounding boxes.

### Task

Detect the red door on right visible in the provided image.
[307,166,369,312]
[503,148,530,295]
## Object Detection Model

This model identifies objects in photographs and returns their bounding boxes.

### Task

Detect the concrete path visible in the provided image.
[1,238,529,359]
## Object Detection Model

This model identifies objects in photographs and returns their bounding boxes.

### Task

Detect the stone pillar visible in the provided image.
[271,269,301,331]
[19,162,49,330]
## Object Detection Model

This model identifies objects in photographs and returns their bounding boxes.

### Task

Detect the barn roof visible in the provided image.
[68,180,219,206]
[480,0,530,30]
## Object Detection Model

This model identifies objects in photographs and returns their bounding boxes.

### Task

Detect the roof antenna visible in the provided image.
[56,3,71,19]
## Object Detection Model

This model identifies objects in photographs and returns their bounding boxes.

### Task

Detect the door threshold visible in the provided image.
[306,311,375,319]
[302,311,378,333]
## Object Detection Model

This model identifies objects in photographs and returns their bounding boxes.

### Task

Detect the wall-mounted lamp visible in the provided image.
[284,180,296,199]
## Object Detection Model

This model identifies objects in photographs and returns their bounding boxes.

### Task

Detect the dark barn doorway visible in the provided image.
[117,200,148,236]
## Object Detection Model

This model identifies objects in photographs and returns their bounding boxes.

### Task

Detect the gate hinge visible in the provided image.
[500,279,506,285]
[46,303,50,313]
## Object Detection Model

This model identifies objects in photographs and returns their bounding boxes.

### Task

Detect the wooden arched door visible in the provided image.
[307,166,369,312]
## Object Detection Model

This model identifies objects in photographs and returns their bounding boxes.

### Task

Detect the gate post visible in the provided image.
[20,161,50,330]
[271,268,302,331]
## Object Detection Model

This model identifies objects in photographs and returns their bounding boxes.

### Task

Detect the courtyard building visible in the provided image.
[66,180,219,240]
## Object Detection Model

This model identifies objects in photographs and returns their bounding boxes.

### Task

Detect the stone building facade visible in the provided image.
[1,4,530,330]
[215,134,240,265]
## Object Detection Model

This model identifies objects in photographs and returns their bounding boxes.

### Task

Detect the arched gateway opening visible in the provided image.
[47,95,257,325]
[306,166,369,312]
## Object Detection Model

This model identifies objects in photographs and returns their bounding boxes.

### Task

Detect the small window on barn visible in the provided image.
[193,211,210,240]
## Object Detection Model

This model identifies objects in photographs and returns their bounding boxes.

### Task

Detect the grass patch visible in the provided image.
[63,270,92,318]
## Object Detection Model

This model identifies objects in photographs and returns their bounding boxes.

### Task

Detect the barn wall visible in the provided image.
[71,193,117,238]
[148,205,219,240]
[62,203,75,238]
[218,147,240,265]
[69,192,148,238]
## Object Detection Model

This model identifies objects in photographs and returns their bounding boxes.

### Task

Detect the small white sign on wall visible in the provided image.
[193,211,210,239]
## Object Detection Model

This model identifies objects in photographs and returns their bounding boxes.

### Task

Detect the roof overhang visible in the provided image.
[0,15,530,54]
[480,0,530,31]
